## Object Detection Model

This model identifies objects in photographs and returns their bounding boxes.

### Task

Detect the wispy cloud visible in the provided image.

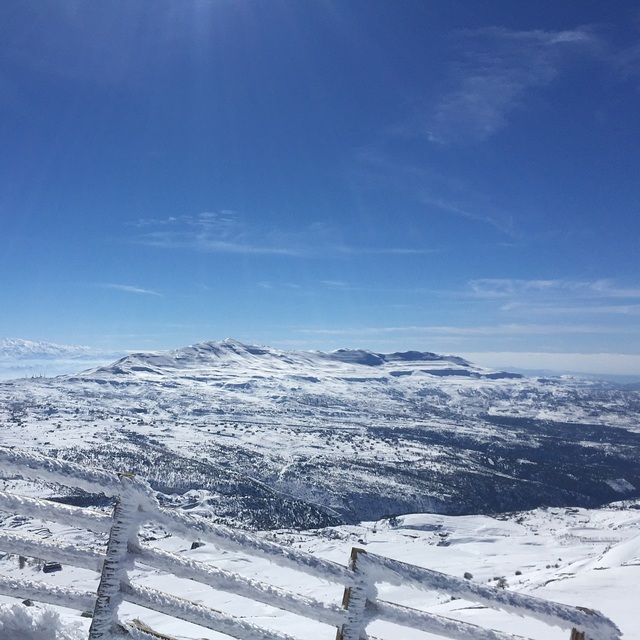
[419,195,517,236]
[461,278,640,322]
[469,278,640,301]
[294,277,640,350]
[321,280,349,289]
[469,278,567,298]
[459,352,640,377]
[427,27,598,144]
[257,280,432,296]
[297,323,621,337]
[608,40,640,81]
[130,211,428,257]
[333,245,434,256]
[132,210,302,256]
[501,302,640,316]
[102,284,162,296]
[257,281,301,291]
[353,146,519,238]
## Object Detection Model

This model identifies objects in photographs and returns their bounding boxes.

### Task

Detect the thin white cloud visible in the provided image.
[468,278,640,300]
[134,211,301,256]
[469,278,567,298]
[354,140,519,238]
[463,278,640,321]
[257,281,302,291]
[588,280,640,298]
[459,351,640,376]
[501,303,640,315]
[606,39,640,81]
[419,195,516,236]
[297,323,620,337]
[333,244,434,256]
[133,211,302,256]
[427,27,599,144]
[130,216,180,227]
[131,211,426,257]
[145,234,303,256]
[102,284,161,296]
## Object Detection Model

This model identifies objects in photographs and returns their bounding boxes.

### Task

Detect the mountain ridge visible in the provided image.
[1,339,638,529]
[79,338,521,381]
[0,338,105,360]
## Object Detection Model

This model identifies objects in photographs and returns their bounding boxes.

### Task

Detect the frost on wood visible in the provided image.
[0,447,158,514]
[152,505,354,585]
[337,548,376,640]
[370,599,532,640]
[0,445,625,640]
[122,581,304,640]
[0,530,105,573]
[0,490,113,533]
[0,447,123,497]
[136,543,346,628]
[125,621,177,640]
[0,574,96,613]
[89,479,142,640]
[358,552,622,640]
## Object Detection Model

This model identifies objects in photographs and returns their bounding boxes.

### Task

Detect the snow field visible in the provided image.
[0,602,84,640]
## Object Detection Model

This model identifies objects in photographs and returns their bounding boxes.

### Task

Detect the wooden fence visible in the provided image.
[0,447,622,640]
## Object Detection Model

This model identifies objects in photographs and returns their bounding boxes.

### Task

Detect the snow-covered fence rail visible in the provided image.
[0,447,622,640]
[0,447,352,640]
[338,548,622,640]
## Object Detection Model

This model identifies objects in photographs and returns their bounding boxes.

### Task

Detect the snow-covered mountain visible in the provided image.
[0,338,124,382]
[81,338,495,377]
[1,339,639,528]
[0,338,128,383]
[0,338,103,360]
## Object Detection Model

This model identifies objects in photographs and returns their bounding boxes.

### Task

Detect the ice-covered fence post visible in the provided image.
[336,548,374,640]
[89,475,142,640]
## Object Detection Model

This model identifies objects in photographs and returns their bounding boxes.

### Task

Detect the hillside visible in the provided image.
[1,339,639,528]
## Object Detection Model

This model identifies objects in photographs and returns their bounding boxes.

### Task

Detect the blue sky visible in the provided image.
[1,0,640,375]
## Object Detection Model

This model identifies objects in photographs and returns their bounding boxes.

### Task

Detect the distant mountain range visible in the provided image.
[0,338,124,381]
[1,339,639,529]
[84,338,523,380]
[0,338,105,360]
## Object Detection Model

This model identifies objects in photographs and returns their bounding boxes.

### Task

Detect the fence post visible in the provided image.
[336,548,374,640]
[89,476,141,639]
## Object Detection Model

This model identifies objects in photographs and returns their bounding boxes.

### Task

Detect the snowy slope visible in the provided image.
[1,340,639,528]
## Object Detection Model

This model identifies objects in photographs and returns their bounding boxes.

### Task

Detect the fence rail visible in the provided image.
[0,447,622,640]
